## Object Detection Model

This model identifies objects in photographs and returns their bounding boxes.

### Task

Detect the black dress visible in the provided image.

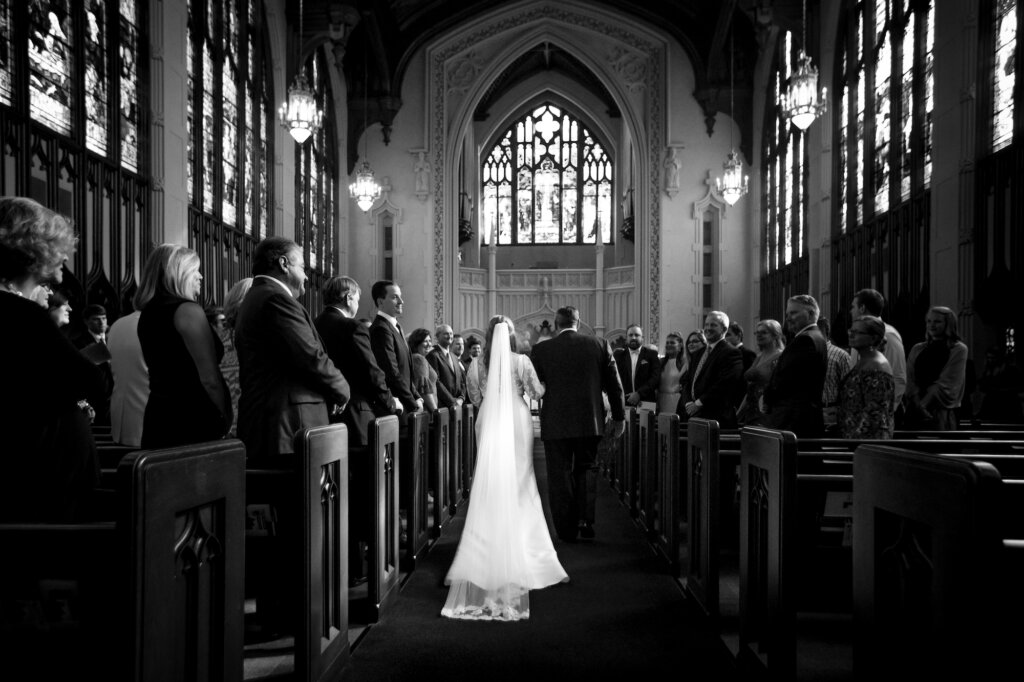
[138,294,231,448]
[0,292,103,522]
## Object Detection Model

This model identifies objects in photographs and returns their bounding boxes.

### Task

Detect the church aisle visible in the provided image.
[347,437,738,680]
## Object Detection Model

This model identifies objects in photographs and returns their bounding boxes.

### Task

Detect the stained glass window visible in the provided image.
[28,1,74,136]
[762,31,809,273]
[992,0,1017,152]
[84,1,108,157]
[835,0,933,232]
[483,103,613,245]
[0,1,12,105]
[119,0,139,172]
[295,49,336,276]
[187,0,273,236]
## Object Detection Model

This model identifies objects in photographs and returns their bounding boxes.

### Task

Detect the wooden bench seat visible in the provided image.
[401,411,432,571]
[244,424,351,681]
[460,404,476,499]
[1,440,246,681]
[429,407,451,536]
[854,446,1024,678]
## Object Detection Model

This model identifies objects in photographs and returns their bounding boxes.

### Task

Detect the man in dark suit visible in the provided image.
[368,280,422,415]
[531,306,625,542]
[70,303,112,425]
[762,294,828,437]
[314,276,400,447]
[613,324,661,407]
[725,322,757,372]
[234,237,350,632]
[427,323,466,409]
[314,275,399,586]
[235,237,350,462]
[680,311,743,428]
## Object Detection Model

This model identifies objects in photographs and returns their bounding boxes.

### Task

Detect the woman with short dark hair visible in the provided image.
[409,327,439,412]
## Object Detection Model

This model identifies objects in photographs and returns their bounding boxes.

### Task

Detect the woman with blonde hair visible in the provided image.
[838,315,895,438]
[736,319,785,426]
[905,306,969,430]
[137,243,231,447]
[0,196,103,522]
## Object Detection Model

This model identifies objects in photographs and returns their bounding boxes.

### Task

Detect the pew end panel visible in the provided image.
[401,411,433,572]
[738,427,798,680]
[655,413,682,576]
[293,424,351,682]
[461,404,476,498]
[685,418,721,620]
[430,408,452,536]
[367,415,401,622]
[853,446,1012,679]
[449,404,463,513]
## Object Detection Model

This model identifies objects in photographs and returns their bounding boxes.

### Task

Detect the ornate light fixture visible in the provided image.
[783,0,828,131]
[278,0,323,145]
[349,37,380,212]
[716,30,749,206]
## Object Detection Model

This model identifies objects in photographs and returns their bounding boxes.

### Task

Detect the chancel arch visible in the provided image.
[425,2,668,340]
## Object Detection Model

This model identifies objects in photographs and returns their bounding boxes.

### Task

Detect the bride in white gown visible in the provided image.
[441,315,568,621]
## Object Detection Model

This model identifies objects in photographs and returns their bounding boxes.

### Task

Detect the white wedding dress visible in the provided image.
[441,323,568,621]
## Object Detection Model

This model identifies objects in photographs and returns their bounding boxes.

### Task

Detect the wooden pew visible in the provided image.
[401,411,432,571]
[853,446,1024,679]
[244,424,351,682]
[361,416,401,623]
[636,407,658,536]
[461,404,476,497]
[0,440,246,681]
[622,407,639,515]
[449,402,463,512]
[429,407,451,536]
[737,427,855,679]
[654,413,683,575]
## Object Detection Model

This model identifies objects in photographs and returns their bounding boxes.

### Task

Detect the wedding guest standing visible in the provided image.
[657,331,686,414]
[137,244,232,448]
[409,327,439,413]
[838,316,895,438]
[677,330,707,417]
[219,277,252,438]
[0,196,102,522]
[761,294,828,437]
[107,299,149,448]
[736,320,785,426]
[905,306,969,431]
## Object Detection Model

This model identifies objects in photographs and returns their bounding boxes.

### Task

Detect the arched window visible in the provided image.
[834,0,933,233]
[988,0,1017,152]
[762,31,808,274]
[482,103,613,245]
[187,0,273,300]
[0,0,149,316]
[294,48,337,291]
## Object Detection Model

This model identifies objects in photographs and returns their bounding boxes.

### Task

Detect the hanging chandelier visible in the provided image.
[783,0,827,131]
[349,37,380,212]
[716,29,749,206]
[278,0,323,144]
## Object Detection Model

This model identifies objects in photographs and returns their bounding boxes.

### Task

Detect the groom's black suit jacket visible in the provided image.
[530,329,625,440]
[369,314,420,413]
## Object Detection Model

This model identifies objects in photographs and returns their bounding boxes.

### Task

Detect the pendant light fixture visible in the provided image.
[278,0,323,145]
[716,29,749,206]
[349,40,380,212]
[783,0,828,131]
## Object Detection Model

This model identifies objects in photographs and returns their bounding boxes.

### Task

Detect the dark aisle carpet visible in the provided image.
[347,434,739,681]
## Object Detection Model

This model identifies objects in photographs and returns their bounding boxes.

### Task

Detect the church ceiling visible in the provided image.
[295,1,812,170]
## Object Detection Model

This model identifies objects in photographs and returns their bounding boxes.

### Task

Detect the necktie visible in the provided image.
[447,349,455,371]
[691,346,709,393]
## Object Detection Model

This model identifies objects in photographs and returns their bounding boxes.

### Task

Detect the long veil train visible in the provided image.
[441,321,567,620]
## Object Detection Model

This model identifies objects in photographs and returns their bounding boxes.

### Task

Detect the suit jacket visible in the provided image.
[613,346,661,402]
[762,325,828,437]
[314,306,395,447]
[531,329,625,440]
[234,277,350,461]
[679,340,743,428]
[369,315,420,412]
[427,345,466,408]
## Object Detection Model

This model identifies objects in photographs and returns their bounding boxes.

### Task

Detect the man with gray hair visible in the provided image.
[762,294,828,437]
[427,323,466,409]
[680,310,743,428]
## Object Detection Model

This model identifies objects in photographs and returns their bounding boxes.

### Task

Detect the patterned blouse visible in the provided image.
[837,368,895,439]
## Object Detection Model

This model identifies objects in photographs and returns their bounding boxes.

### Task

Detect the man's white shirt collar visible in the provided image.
[795,323,818,337]
[376,310,399,329]
[254,274,293,297]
